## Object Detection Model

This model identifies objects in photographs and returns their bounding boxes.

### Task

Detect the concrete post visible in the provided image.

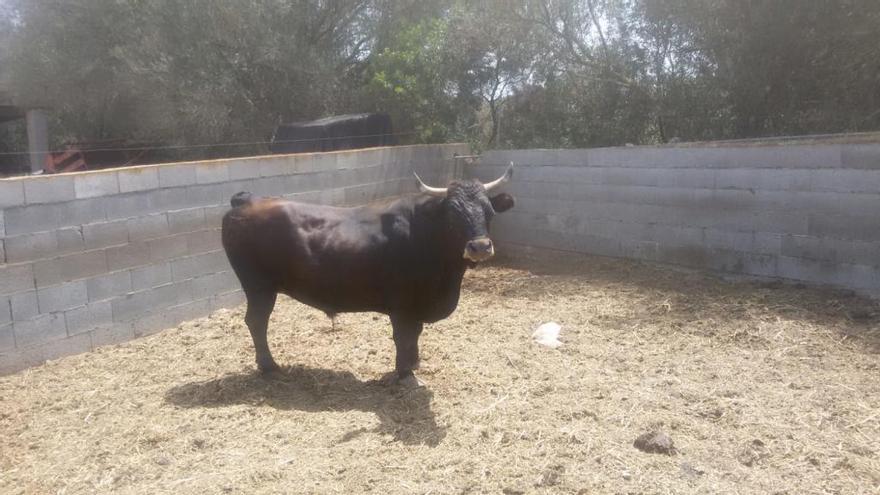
[26,109,48,174]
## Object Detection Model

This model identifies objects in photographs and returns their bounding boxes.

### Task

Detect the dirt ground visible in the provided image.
[1,250,878,494]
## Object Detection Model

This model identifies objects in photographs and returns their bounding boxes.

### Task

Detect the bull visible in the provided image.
[221,165,515,387]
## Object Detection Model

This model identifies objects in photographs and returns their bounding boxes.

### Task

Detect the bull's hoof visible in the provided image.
[379,371,424,389]
[257,360,281,374]
[398,374,424,389]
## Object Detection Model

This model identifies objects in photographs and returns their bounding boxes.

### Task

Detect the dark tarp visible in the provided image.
[269,113,395,154]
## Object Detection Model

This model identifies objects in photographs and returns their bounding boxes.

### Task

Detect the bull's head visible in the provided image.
[414,163,515,263]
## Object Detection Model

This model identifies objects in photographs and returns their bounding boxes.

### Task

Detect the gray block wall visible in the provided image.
[471,144,880,292]
[0,144,466,374]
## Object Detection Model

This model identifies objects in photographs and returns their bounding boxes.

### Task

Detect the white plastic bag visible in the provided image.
[532,322,562,348]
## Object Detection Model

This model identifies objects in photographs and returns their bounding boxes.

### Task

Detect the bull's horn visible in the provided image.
[482,162,514,193]
[413,171,447,196]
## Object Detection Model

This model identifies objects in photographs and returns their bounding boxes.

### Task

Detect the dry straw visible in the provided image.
[1,251,878,494]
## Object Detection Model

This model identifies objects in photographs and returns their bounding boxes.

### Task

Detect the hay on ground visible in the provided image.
[1,251,878,494]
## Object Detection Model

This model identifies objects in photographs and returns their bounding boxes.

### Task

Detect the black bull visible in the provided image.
[221,166,515,387]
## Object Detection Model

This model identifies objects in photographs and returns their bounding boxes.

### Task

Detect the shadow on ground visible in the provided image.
[165,365,446,447]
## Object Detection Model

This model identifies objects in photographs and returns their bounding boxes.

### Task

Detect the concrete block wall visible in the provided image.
[0,144,466,374]
[470,144,880,292]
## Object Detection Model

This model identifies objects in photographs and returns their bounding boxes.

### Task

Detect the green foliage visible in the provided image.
[365,17,458,143]
[1,0,878,156]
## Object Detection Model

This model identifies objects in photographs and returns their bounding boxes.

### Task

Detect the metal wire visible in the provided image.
[0,131,419,157]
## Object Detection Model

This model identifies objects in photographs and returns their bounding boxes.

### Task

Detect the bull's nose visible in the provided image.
[464,237,495,262]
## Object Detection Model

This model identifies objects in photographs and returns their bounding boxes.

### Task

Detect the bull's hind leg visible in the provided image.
[244,291,279,373]
[388,315,424,387]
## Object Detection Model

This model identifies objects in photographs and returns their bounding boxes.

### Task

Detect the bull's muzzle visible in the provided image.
[464,237,495,262]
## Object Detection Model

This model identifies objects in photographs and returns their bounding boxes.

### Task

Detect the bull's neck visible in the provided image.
[413,196,471,272]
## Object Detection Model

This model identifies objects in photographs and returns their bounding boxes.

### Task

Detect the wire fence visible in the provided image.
[0,131,421,157]
[0,130,426,177]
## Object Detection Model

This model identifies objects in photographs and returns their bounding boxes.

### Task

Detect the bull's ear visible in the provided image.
[490,193,515,213]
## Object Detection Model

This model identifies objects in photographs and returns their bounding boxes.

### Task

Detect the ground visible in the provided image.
[1,250,878,494]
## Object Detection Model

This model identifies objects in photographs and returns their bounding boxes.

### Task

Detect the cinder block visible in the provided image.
[811,169,880,194]
[10,290,39,321]
[74,171,119,198]
[0,180,25,208]
[0,263,35,296]
[57,198,106,227]
[105,242,150,271]
[253,176,288,196]
[131,262,172,290]
[3,204,59,235]
[127,213,169,241]
[753,232,783,255]
[312,153,340,173]
[24,175,75,204]
[167,208,206,234]
[151,187,193,211]
[776,256,843,286]
[0,296,10,325]
[835,192,880,216]
[285,155,309,174]
[57,227,85,254]
[186,229,222,254]
[158,164,197,188]
[619,239,659,261]
[196,162,229,184]
[655,243,713,269]
[260,158,289,177]
[319,187,344,206]
[191,271,238,299]
[184,183,225,207]
[86,271,132,302]
[5,231,59,263]
[780,235,880,266]
[170,251,229,281]
[21,332,91,364]
[204,205,227,228]
[33,250,108,287]
[335,152,359,171]
[83,220,129,249]
[111,283,179,322]
[704,229,755,253]
[726,146,840,169]
[13,312,67,348]
[807,213,880,242]
[167,298,212,326]
[103,192,154,221]
[64,301,113,336]
[0,323,14,352]
[228,159,262,180]
[118,167,159,193]
[282,173,305,193]
[211,289,245,310]
[90,324,135,348]
[131,309,171,337]
[708,249,778,278]
[841,145,880,169]
[148,234,188,262]
[37,280,88,313]
[5,227,82,264]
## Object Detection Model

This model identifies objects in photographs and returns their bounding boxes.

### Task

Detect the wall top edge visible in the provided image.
[0,143,469,184]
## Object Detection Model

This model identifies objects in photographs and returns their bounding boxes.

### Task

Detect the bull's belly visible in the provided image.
[279,284,389,316]
[273,263,464,322]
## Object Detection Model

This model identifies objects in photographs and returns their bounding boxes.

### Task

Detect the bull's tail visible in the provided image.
[230,191,253,208]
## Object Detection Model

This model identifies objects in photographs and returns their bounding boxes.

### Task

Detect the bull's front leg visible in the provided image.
[387,315,424,388]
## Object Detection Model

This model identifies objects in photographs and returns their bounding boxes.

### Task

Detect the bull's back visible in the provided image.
[222,198,397,312]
